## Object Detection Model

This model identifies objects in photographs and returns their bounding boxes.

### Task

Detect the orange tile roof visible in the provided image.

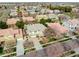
[22,17,35,22]
[47,23,68,34]
[0,28,23,37]
[6,18,20,25]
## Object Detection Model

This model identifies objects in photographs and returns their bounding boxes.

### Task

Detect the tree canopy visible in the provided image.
[0,21,8,29]
[16,21,25,29]
[39,18,52,27]
[48,5,72,12]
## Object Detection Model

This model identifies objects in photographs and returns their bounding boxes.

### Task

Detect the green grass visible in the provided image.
[59,38,71,42]
[48,37,57,42]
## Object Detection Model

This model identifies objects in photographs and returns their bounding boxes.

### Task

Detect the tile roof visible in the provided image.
[25,49,46,57]
[6,18,20,25]
[47,23,68,35]
[36,15,48,20]
[63,40,79,50]
[45,43,65,57]
[26,24,47,34]
[25,43,65,57]
[0,28,23,37]
[22,17,35,22]
[20,40,79,57]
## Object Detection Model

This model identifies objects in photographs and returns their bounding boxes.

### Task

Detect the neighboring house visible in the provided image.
[35,6,41,12]
[27,6,36,12]
[58,14,71,20]
[6,18,20,27]
[22,16,35,23]
[20,5,26,11]
[0,28,23,38]
[72,7,79,18]
[72,7,79,13]
[0,36,16,54]
[53,10,61,14]
[40,8,47,14]
[62,19,79,32]
[0,28,23,54]
[35,15,48,22]
[21,10,28,17]
[28,11,37,18]
[24,24,45,51]
[46,9,53,14]
[10,9,18,17]
[47,14,59,21]
[24,42,65,57]
[21,40,79,57]
[47,23,68,37]
[45,43,65,57]
[63,40,79,50]
[24,24,47,37]
[24,49,46,57]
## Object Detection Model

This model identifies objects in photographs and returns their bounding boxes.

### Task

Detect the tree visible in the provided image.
[17,6,22,18]
[49,6,72,12]
[46,18,52,23]
[16,21,25,29]
[40,18,47,26]
[0,47,3,54]
[0,21,8,29]
[39,18,52,27]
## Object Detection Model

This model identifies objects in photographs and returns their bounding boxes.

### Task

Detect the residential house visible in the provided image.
[72,7,79,13]
[40,8,47,14]
[62,40,79,50]
[72,7,79,18]
[6,18,20,28]
[35,15,48,22]
[44,43,65,57]
[0,28,23,38]
[23,49,46,57]
[24,24,47,37]
[28,11,37,18]
[58,14,71,20]
[53,10,61,14]
[27,6,36,12]
[62,19,79,32]
[46,9,53,14]
[47,23,68,37]
[0,36,16,54]
[47,14,59,22]
[0,28,23,54]
[24,42,65,57]
[21,10,28,17]
[22,16,35,23]
[10,9,18,17]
